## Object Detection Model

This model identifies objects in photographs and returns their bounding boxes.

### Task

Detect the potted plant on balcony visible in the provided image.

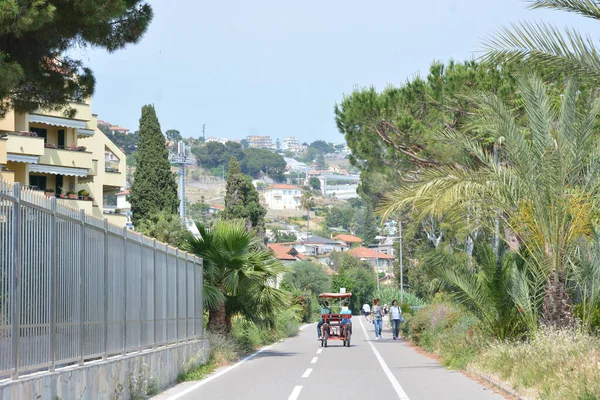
[78,189,90,200]
[44,188,55,197]
[66,190,77,199]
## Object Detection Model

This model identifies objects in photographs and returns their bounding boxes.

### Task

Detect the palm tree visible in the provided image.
[381,75,600,327]
[484,0,600,80]
[183,219,289,334]
[425,244,539,339]
[300,190,315,239]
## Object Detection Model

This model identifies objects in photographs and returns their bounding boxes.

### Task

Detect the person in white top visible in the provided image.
[362,303,371,317]
[390,300,403,340]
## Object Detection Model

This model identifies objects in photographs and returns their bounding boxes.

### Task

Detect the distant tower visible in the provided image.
[276,138,281,151]
[202,124,206,141]
[169,140,194,219]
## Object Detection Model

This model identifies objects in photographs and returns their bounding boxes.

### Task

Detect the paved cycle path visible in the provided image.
[155,316,504,400]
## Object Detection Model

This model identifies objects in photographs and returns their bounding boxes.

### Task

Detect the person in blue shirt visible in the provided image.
[340,301,352,336]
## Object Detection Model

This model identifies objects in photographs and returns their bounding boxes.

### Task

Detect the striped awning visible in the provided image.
[28,114,88,130]
[7,154,38,164]
[29,164,88,177]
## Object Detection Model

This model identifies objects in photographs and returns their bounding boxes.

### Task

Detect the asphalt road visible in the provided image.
[155,316,505,400]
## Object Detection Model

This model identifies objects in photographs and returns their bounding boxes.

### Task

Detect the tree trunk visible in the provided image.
[207,300,231,335]
[541,271,574,328]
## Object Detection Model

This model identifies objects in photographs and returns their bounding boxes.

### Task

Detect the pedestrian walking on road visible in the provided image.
[362,303,370,317]
[390,300,403,340]
[371,298,383,340]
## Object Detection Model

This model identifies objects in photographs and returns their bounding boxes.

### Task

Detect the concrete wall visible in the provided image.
[0,339,209,400]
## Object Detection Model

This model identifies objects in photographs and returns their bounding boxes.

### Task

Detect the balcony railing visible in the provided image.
[44,143,88,152]
[27,187,95,202]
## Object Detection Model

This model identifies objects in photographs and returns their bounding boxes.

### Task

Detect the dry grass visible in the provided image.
[471,327,600,399]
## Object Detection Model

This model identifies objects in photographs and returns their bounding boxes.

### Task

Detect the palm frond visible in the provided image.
[483,21,600,80]
[518,75,555,157]
[527,0,600,20]
[203,282,226,310]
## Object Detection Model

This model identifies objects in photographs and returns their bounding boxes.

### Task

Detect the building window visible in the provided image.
[30,127,47,144]
[58,129,65,148]
[29,175,47,191]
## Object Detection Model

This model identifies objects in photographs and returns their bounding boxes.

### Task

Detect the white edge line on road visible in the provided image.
[301,368,313,378]
[299,322,314,331]
[310,357,318,364]
[316,349,322,354]
[288,385,303,400]
[359,317,410,400]
[164,342,276,400]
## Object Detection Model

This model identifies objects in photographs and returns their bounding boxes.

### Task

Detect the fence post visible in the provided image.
[139,232,143,350]
[79,209,85,365]
[175,248,179,343]
[186,256,189,340]
[199,258,204,339]
[122,226,128,355]
[153,239,157,349]
[166,246,169,344]
[103,219,109,360]
[11,183,21,379]
[193,256,197,338]
[49,198,57,371]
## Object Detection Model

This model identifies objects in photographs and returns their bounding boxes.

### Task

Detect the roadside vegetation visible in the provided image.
[334,1,600,398]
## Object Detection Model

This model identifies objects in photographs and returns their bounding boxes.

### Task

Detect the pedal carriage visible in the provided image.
[318,292,353,347]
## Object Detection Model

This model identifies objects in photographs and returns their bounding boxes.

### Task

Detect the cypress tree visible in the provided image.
[129,105,179,226]
[223,157,266,233]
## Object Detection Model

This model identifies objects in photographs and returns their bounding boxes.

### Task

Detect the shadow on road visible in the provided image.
[253,350,299,358]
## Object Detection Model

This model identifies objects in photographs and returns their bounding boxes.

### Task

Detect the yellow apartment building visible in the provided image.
[0,98,128,226]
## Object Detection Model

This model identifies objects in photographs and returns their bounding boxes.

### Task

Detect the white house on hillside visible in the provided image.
[264,184,301,210]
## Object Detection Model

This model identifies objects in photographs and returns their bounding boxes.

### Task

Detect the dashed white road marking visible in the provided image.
[164,342,276,400]
[288,385,303,400]
[359,317,410,400]
[310,357,318,364]
[316,349,322,354]
[301,368,313,378]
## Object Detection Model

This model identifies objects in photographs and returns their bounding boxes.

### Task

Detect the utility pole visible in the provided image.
[202,124,206,141]
[221,165,225,181]
[376,248,380,292]
[398,218,403,304]
[170,141,194,220]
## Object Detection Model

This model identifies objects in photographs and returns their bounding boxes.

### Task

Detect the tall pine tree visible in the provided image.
[129,105,178,226]
[223,157,266,233]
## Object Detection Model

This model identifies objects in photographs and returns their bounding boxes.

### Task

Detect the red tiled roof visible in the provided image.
[348,247,395,259]
[268,244,297,261]
[333,234,363,244]
[265,184,300,190]
[210,204,225,210]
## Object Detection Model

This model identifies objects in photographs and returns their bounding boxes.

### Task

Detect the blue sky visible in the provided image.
[73,0,598,143]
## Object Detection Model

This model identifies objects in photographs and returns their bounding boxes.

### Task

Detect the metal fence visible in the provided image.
[0,181,203,379]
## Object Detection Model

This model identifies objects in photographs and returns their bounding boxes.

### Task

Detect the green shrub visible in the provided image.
[403,302,484,370]
[373,288,425,310]
[406,303,463,344]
